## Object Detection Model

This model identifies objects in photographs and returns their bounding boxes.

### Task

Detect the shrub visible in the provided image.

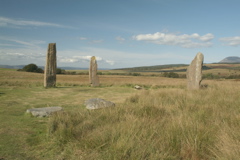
[162,72,179,78]
[226,74,240,79]
[23,64,38,72]
[56,68,66,74]
[21,63,43,73]
[36,68,44,73]
[131,73,141,76]
[97,72,103,75]
[203,73,220,79]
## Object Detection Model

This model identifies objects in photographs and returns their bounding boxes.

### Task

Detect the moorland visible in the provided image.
[0,63,240,160]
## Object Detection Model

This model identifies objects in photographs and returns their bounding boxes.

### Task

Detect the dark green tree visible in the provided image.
[36,68,44,73]
[23,64,38,72]
[56,68,66,74]
[21,63,43,73]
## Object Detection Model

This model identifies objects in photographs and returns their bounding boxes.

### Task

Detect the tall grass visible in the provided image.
[46,82,240,159]
[1,69,240,159]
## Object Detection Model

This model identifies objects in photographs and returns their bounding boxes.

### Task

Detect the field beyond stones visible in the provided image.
[1,68,240,159]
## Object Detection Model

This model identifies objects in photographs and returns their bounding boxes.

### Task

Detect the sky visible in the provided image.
[1,0,240,69]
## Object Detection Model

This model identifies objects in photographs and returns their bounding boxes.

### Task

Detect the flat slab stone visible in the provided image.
[134,85,142,90]
[26,106,63,117]
[85,98,115,110]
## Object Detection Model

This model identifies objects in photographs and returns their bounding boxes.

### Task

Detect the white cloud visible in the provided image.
[58,58,79,63]
[106,60,115,65]
[0,44,193,68]
[0,43,19,47]
[0,37,47,65]
[74,47,189,68]
[0,37,47,49]
[91,39,104,44]
[0,50,45,65]
[115,36,125,42]
[219,36,240,46]
[58,55,115,66]
[76,37,103,44]
[73,55,92,61]
[0,16,73,29]
[78,37,87,40]
[198,33,214,41]
[72,56,103,61]
[133,32,214,48]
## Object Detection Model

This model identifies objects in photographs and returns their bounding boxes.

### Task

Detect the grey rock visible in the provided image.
[26,106,63,117]
[134,85,142,90]
[187,52,204,90]
[44,43,57,88]
[89,56,100,87]
[85,98,115,110]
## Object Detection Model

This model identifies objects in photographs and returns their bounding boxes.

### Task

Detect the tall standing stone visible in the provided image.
[44,43,57,88]
[89,56,99,87]
[186,52,204,90]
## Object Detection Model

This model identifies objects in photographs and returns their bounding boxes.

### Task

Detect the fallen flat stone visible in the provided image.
[134,85,142,90]
[26,106,63,117]
[85,98,115,110]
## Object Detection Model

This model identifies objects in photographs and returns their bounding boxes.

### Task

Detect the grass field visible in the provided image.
[0,68,240,159]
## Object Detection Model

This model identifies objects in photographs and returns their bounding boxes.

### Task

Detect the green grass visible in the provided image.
[0,84,136,159]
[1,69,240,159]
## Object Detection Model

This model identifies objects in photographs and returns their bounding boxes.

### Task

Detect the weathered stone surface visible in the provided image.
[26,107,63,117]
[85,98,115,110]
[89,56,99,87]
[44,43,57,88]
[187,52,204,90]
[134,85,142,90]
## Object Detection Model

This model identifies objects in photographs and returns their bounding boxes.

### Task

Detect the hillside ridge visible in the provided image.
[219,56,240,63]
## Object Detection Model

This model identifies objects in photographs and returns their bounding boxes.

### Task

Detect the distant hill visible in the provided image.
[0,65,26,69]
[116,64,188,72]
[219,56,240,63]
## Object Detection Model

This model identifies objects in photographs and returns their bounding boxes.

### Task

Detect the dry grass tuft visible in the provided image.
[46,82,240,159]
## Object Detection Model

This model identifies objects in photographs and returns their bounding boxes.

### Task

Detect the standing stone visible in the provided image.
[187,52,204,90]
[89,56,99,87]
[44,43,57,88]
